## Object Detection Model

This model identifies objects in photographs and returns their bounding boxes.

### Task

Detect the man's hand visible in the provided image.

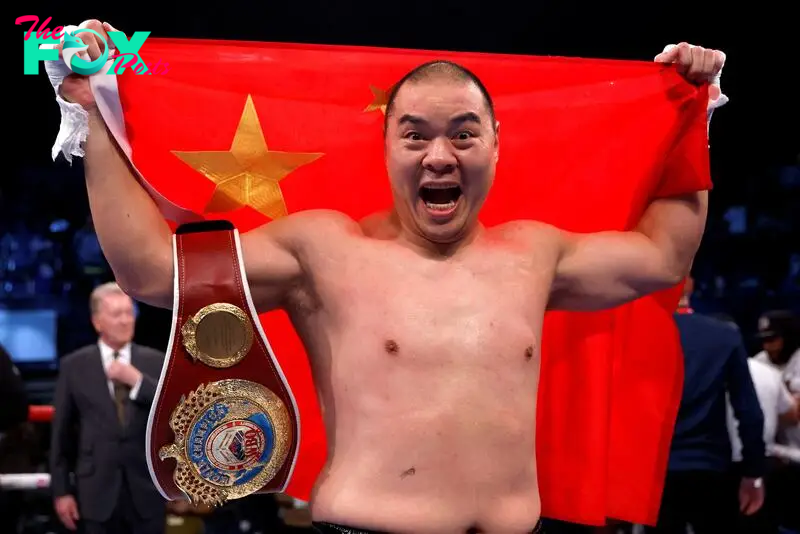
[655,42,725,101]
[739,477,765,516]
[57,19,124,110]
[106,360,142,388]
[55,495,80,530]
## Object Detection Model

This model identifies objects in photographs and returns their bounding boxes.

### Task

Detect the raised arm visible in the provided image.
[549,42,723,311]
[56,20,305,312]
[549,191,707,310]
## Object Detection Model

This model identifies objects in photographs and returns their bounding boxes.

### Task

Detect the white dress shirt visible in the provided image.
[753,348,800,448]
[98,339,142,400]
[728,358,796,461]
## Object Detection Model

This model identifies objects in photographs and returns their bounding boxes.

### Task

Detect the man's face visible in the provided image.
[384,79,498,245]
[92,293,135,347]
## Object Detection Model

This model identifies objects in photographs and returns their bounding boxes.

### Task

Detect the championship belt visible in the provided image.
[146,220,300,506]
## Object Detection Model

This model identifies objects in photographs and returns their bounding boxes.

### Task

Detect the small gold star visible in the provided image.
[363,84,391,115]
[171,95,323,219]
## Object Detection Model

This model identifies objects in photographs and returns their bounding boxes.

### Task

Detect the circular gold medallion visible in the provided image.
[159,379,293,505]
[181,303,253,368]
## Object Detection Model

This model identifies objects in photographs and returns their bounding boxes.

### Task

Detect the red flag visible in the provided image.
[93,38,711,526]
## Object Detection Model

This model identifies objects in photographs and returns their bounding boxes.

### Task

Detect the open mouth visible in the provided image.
[419,183,463,212]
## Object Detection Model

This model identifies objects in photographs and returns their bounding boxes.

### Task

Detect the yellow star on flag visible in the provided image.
[171,95,323,220]
[363,84,391,115]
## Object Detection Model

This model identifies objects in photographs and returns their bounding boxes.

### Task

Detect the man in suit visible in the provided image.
[50,281,166,534]
[646,277,767,533]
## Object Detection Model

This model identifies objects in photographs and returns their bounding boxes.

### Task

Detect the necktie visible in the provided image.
[112,351,129,426]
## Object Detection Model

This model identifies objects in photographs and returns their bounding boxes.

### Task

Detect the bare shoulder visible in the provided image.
[244,209,361,247]
[490,220,565,256]
[237,209,360,312]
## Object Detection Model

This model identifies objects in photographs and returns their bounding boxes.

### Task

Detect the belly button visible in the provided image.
[525,345,534,360]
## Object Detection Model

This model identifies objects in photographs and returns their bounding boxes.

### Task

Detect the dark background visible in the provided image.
[6,0,799,383]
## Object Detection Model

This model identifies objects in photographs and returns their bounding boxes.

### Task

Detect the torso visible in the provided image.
[284,214,559,533]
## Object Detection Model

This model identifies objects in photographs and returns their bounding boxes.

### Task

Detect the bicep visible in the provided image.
[240,221,304,313]
[549,230,681,311]
[239,209,353,313]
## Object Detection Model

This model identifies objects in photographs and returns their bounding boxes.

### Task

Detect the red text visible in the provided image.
[16,15,63,41]
[243,430,261,459]
[110,53,169,75]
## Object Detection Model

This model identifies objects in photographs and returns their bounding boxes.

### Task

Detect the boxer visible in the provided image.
[56,21,724,533]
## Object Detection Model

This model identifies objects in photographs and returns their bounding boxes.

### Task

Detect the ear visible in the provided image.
[90,314,101,334]
[494,120,500,160]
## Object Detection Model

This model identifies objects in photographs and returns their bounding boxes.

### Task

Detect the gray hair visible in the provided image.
[89,281,129,315]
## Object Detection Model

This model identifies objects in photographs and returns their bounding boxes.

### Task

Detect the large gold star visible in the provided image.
[171,95,323,220]
[363,84,391,115]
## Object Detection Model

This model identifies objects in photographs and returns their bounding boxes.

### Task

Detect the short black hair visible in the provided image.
[383,60,496,134]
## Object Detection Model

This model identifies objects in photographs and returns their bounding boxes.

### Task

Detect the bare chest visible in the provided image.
[304,239,552,367]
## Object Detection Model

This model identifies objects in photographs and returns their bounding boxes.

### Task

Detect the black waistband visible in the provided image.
[312,520,543,533]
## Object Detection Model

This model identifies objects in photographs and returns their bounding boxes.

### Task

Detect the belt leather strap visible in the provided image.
[146,220,300,506]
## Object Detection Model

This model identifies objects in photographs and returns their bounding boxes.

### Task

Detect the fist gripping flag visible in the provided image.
[81,38,712,526]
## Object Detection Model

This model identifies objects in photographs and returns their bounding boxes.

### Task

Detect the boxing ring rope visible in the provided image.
[0,473,51,490]
[0,406,55,491]
[27,405,54,423]
[2,406,798,491]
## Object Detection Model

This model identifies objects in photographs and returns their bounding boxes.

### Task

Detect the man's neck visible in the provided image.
[767,352,785,367]
[392,211,482,258]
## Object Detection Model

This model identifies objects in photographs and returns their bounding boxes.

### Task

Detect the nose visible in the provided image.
[422,137,457,174]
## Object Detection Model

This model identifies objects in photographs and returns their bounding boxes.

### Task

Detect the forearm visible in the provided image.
[84,109,173,307]
[633,191,708,281]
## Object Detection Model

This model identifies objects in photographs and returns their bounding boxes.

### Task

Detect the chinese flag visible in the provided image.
[91,38,711,526]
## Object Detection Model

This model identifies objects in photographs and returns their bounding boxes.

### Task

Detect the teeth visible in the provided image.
[425,201,456,211]
[422,183,459,190]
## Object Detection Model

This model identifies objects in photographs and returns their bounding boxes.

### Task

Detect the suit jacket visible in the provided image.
[50,342,166,522]
[668,313,766,477]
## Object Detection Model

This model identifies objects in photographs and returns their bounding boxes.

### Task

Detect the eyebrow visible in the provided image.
[397,111,482,127]
[451,112,481,125]
[397,114,426,127]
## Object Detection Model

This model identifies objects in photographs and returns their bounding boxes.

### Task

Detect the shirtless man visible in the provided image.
[55,20,724,533]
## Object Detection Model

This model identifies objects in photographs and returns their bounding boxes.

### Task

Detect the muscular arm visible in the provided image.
[83,109,173,306]
[83,109,308,312]
[549,191,708,310]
